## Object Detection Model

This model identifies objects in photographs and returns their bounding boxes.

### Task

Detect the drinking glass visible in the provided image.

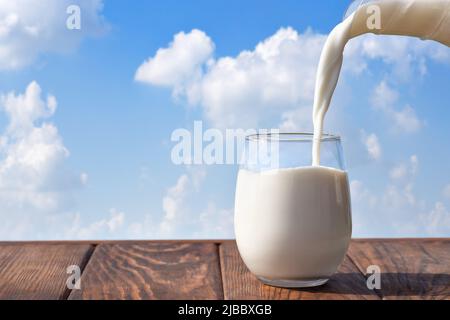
[234,133,352,288]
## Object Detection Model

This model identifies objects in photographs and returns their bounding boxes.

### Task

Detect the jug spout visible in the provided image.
[343,0,450,46]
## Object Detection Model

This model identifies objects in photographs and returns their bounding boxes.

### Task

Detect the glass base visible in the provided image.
[257,276,329,288]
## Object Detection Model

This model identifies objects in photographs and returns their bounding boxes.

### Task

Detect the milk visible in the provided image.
[313,0,450,165]
[234,166,352,282]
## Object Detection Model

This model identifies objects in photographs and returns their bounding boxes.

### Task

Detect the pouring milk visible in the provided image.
[234,0,450,288]
[313,0,450,165]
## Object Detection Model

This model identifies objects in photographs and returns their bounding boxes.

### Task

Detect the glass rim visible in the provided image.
[246,132,341,142]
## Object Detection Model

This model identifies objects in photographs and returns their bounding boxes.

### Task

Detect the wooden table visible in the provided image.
[0,239,449,300]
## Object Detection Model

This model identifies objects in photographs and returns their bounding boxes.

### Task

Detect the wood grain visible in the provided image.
[0,244,93,300]
[1,239,448,300]
[348,239,450,300]
[219,241,379,300]
[69,242,223,300]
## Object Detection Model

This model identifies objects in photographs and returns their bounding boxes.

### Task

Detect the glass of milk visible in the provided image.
[234,133,352,288]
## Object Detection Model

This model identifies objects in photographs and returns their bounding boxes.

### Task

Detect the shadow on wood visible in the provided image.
[296,272,450,298]
[348,239,450,299]
[373,272,450,299]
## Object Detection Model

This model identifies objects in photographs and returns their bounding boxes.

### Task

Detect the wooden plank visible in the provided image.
[219,241,379,300]
[0,244,93,300]
[348,239,450,300]
[69,242,223,300]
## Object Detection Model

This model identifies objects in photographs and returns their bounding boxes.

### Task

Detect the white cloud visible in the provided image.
[136,28,447,131]
[159,173,190,235]
[392,105,422,133]
[0,0,107,70]
[420,202,450,237]
[196,202,234,238]
[371,80,399,110]
[127,169,207,238]
[196,28,327,128]
[361,131,381,160]
[389,164,408,181]
[350,179,378,232]
[389,155,418,181]
[0,81,83,211]
[350,156,423,221]
[348,35,450,80]
[371,81,422,133]
[0,104,231,241]
[127,214,155,238]
[350,179,378,208]
[80,172,88,185]
[158,168,219,237]
[136,27,327,129]
[1,81,57,135]
[0,81,86,239]
[66,208,125,239]
[135,29,214,88]
[351,155,450,237]
[443,184,450,200]
[279,106,313,132]
[127,168,233,239]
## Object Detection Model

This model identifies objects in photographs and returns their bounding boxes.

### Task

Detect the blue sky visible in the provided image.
[0,0,450,239]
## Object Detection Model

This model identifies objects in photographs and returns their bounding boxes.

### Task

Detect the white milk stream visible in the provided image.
[313,0,450,165]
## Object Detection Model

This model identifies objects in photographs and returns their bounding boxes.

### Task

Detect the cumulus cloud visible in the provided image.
[136,27,327,129]
[443,184,450,200]
[361,131,381,160]
[45,168,207,239]
[127,168,234,239]
[421,202,450,236]
[371,81,422,133]
[195,28,327,128]
[80,172,88,185]
[136,28,447,132]
[389,155,418,181]
[196,202,234,238]
[159,173,190,235]
[135,29,214,88]
[0,0,107,70]
[127,171,198,238]
[392,105,423,133]
[279,106,313,132]
[0,90,232,240]
[0,81,88,239]
[347,35,450,80]
[66,208,125,239]
[351,168,414,236]
[371,80,398,109]
[351,155,450,237]
[0,81,85,212]
[157,168,233,238]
